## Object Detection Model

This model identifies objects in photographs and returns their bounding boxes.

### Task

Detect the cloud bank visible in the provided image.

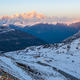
[0,11,80,26]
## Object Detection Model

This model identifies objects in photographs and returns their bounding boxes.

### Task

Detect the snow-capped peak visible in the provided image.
[0,11,80,26]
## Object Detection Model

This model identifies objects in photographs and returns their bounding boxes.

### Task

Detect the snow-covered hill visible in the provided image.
[0,31,80,80]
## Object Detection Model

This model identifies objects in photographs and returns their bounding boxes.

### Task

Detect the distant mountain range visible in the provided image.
[0,21,80,52]
[0,26,46,52]
[0,11,79,26]
[9,22,80,43]
[0,12,80,44]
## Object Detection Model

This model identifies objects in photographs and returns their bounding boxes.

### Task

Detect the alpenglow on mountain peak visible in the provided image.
[0,11,80,26]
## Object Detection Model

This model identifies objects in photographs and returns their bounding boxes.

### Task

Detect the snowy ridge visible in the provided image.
[0,26,15,34]
[0,32,80,80]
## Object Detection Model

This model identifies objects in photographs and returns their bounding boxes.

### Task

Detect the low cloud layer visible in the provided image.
[0,11,80,26]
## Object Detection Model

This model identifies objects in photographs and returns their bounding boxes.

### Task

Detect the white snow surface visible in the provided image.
[0,36,80,80]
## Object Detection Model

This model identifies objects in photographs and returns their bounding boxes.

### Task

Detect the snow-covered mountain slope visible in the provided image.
[0,32,80,80]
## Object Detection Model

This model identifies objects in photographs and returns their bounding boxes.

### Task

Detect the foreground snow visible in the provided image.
[0,35,80,80]
[0,54,66,80]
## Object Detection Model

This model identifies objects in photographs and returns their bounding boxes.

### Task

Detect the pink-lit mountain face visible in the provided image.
[0,11,80,26]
